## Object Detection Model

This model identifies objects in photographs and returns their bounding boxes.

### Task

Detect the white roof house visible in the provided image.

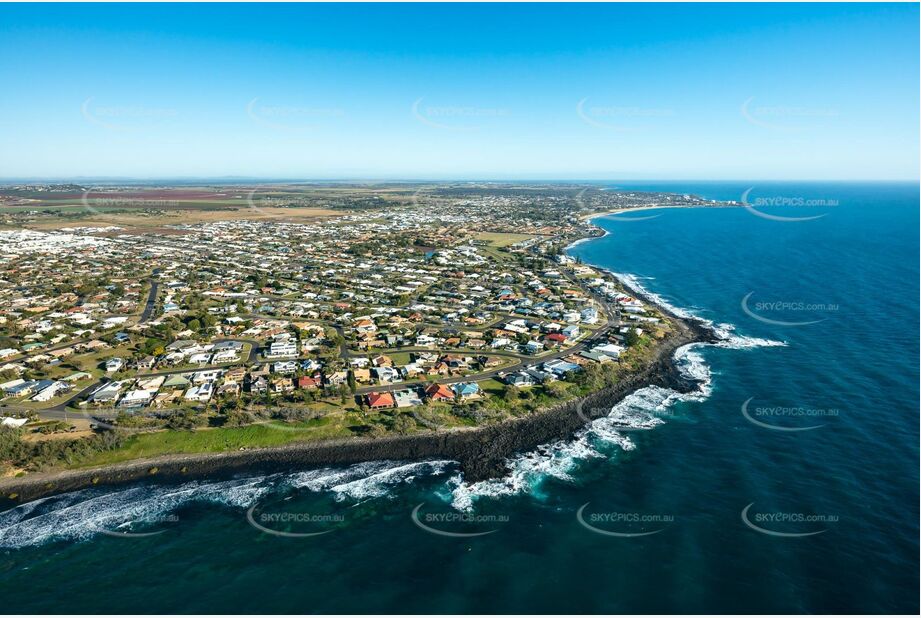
[184,382,213,402]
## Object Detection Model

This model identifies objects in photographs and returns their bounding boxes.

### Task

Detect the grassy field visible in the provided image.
[478,378,507,396]
[74,415,355,468]
[17,206,343,231]
[71,344,135,374]
[385,352,414,365]
[473,232,537,247]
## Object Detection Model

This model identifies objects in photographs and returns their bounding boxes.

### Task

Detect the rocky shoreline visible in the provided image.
[0,215,719,507]
[0,311,716,507]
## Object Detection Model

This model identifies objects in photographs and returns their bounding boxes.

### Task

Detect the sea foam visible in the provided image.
[1,273,792,537]
[0,460,458,548]
[287,460,455,501]
[0,477,272,548]
[449,271,786,511]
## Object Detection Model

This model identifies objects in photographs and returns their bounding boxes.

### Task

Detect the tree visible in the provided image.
[366,423,387,438]
[624,328,641,347]
[141,337,166,355]
[392,414,415,435]
[347,371,357,393]
[222,409,253,427]
[545,381,570,399]
[503,384,520,403]
[164,409,199,430]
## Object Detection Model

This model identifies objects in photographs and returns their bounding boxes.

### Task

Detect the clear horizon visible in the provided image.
[1,3,918,180]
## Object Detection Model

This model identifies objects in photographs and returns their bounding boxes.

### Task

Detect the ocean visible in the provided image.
[1,182,917,613]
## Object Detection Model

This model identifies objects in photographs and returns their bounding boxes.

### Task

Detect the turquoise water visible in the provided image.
[1,182,917,613]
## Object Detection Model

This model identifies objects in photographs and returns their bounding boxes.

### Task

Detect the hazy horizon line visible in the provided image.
[1,177,918,184]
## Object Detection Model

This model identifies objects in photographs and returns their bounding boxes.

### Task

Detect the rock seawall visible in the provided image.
[0,313,716,507]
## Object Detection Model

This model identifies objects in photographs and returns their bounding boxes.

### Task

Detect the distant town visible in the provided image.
[0,183,726,475]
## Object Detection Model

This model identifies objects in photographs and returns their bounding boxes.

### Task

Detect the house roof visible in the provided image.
[452,382,480,396]
[425,383,454,400]
[367,391,394,407]
[163,374,191,387]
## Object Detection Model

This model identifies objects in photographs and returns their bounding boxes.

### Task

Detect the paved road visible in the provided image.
[5,269,163,365]
[138,280,160,323]
[20,253,622,418]
[355,261,623,395]
[23,337,261,421]
[353,331,611,395]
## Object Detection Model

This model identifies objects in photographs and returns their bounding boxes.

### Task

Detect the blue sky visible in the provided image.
[0,3,917,180]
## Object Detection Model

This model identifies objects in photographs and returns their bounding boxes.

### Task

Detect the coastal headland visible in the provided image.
[0,183,729,506]
[0,268,718,506]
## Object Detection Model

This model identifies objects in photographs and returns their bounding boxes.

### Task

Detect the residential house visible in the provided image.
[451,382,481,400]
[543,359,581,377]
[118,389,155,408]
[297,375,321,390]
[162,374,191,390]
[562,325,581,339]
[374,365,402,383]
[249,375,269,394]
[90,380,126,404]
[265,340,298,359]
[184,382,213,402]
[366,391,395,409]
[271,377,294,393]
[394,389,423,408]
[524,340,544,355]
[504,372,536,387]
[273,360,297,375]
[31,381,70,402]
[424,383,454,402]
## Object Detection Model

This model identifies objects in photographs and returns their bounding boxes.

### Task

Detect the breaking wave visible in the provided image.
[449,271,785,511]
[0,477,271,549]
[568,228,610,248]
[287,460,454,501]
[448,380,697,511]
[2,269,795,537]
[609,270,787,351]
[0,460,456,548]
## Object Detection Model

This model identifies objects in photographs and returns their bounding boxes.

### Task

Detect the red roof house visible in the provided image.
[297,375,321,390]
[367,391,395,409]
[425,383,455,402]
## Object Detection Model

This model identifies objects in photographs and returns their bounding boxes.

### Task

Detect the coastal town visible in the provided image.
[0,183,722,474]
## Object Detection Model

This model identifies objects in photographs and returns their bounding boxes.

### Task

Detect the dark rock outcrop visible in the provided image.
[0,301,718,507]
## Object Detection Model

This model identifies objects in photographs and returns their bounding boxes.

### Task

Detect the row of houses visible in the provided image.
[365,381,482,409]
